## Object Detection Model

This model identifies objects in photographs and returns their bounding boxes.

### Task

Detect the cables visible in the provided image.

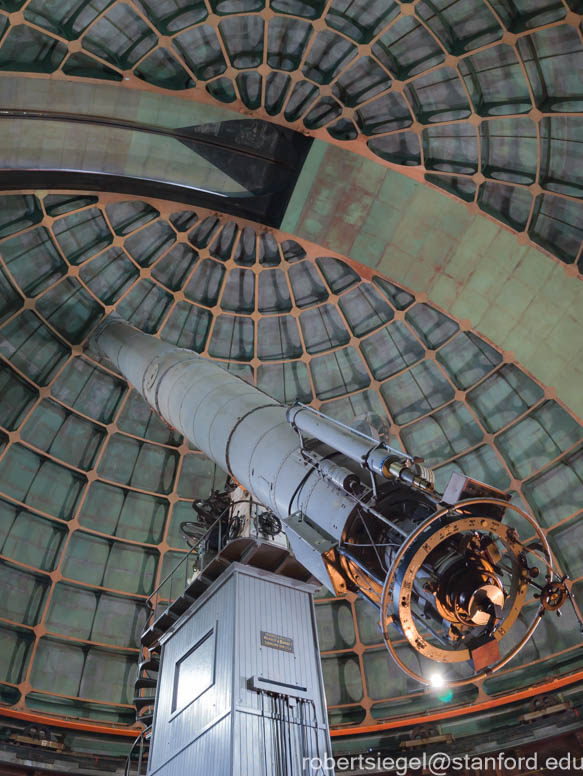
[257,692,330,776]
[261,690,269,776]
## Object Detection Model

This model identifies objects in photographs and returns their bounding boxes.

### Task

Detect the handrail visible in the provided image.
[125,725,152,776]
[145,494,276,619]
[145,505,230,618]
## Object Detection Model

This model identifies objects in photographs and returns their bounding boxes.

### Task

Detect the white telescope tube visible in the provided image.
[91,316,356,587]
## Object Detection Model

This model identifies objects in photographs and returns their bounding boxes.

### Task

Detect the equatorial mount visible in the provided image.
[286,405,582,688]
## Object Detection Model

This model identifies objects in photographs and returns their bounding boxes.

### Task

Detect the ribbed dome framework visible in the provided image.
[0,192,581,738]
[0,0,582,766]
[0,0,581,273]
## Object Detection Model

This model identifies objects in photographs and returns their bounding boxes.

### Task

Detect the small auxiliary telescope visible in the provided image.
[92,316,582,688]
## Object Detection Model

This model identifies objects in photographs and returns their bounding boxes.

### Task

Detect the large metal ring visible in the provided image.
[379,497,553,687]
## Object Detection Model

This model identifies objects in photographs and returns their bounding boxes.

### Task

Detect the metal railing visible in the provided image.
[145,506,230,625]
[144,496,286,627]
[124,725,151,776]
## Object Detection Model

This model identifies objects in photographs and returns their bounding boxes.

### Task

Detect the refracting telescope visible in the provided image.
[90,316,582,688]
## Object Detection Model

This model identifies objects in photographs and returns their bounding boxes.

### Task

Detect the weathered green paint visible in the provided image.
[283,146,583,419]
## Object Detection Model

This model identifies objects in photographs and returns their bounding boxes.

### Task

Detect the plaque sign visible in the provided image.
[260,630,294,653]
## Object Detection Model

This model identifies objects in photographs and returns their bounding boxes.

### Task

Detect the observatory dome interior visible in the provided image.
[0,0,581,772]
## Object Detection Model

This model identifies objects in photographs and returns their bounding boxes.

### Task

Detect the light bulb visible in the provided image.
[429,672,446,689]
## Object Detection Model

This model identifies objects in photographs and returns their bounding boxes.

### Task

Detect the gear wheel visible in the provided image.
[540,581,568,612]
[258,512,282,537]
